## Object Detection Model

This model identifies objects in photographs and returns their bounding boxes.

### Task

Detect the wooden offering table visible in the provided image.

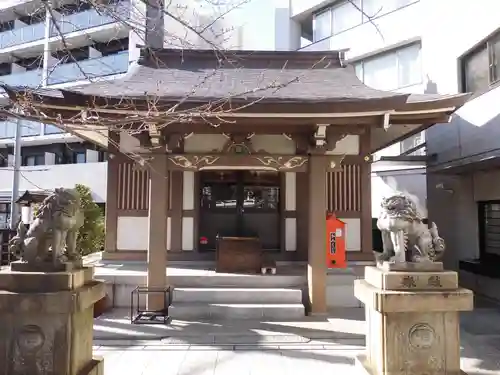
[216,236,263,273]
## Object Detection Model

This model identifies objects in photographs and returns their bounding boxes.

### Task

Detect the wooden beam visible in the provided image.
[390,114,451,124]
[148,123,161,146]
[163,154,347,172]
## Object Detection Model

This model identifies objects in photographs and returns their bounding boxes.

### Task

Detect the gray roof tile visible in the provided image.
[67,49,408,103]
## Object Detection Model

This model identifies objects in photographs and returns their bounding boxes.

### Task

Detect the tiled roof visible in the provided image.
[0,49,470,114]
[65,49,408,103]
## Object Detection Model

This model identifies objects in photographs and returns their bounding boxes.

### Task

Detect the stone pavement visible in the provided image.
[93,346,361,375]
[93,298,500,375]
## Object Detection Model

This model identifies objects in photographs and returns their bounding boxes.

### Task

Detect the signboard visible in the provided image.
[326,214,347,268]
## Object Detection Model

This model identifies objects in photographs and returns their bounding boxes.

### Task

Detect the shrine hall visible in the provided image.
[1,48,469,313]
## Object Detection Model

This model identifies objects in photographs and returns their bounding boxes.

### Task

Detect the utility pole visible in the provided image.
[42,0,52,87]
[9,118,21,230]
[8,1,52,229]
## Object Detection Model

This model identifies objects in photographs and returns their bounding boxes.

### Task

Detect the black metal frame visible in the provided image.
[478,201,500,262]
[0,229,16,266]
[199,171,281,252]
[130,286,171,325]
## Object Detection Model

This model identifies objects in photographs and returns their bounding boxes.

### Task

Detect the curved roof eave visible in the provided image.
[398,93,472,113]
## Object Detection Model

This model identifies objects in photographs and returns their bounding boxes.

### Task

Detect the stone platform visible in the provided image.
[355,263,473,375]
[0,262,106,375]
[85,257,366,309]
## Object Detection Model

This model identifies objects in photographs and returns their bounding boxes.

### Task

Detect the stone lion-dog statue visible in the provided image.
[9,187,84,267]
[375,193,445,267]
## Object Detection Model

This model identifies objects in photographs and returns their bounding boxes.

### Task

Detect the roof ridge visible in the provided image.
[137,47,344,70]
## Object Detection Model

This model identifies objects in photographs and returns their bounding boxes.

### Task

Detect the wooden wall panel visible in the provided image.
[117,162,172,211]
[326,164,361,213]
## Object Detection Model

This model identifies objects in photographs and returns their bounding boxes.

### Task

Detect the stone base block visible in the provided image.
[0,266,94,293]
[81,357,105,375]
[355,279,473,312]
[355,354,467,375]
[380,261,444,272]
[355,265,474,375]
[10,259,83,273]
[365,266,458,291]
[0,267,106,375]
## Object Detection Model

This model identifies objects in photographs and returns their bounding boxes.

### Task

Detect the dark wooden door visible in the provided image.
[199,171,280,251]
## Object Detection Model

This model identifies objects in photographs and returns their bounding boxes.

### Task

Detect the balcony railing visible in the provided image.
[0,1,130,50]
[0,119,42,139]
[0,22,46,49]
[48,51,130,85]
[0,69,43,88]
[53,1,131,36]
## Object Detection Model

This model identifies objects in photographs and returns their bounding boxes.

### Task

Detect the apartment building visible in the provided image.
[239,0,499,299]
[0,0,241,233]
[421,1,500,301]
[0,0,131,231]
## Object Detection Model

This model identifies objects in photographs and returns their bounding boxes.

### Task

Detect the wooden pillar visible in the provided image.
[104,131,119,253]
[147,154,169,310]
[307,155,327,314]
[360,127,373,254]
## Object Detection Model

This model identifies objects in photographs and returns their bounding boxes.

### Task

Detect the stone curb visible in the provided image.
[93,343,365,351]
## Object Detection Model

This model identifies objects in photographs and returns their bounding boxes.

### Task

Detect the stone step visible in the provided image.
[169,302,305,320]
[172,287,303,304]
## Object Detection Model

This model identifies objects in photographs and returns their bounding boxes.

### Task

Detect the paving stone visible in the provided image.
[92,304,500,375]
[277,344,325,350]
[234,344,281,350]
[141,345,191,351]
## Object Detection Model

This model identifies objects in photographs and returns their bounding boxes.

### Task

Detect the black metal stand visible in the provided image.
[130,286,171,325]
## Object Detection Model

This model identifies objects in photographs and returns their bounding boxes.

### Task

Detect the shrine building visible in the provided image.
[2,48,469,313]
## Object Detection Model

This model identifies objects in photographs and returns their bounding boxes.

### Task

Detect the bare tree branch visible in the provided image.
[2,0,382,177]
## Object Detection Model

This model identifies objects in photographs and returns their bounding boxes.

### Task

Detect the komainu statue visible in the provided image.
[9,188,84,268]
[375,194,445,267]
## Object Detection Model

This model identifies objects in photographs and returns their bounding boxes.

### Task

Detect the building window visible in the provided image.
[461,31,500,92]
[363,0,417,19]
[0,120,42,139]
[331,0,362,35]
[23,154,45,166]
[400,132,425,155]
[20,120,41,137]
[479,201,500,259]
[313,0,418,41]
[313,9,332,41]
[73,152,86,164]
[0,203,10,230]
[354,43,422,90]
[44,124,64,134]
[0,121,16,139]
[98,151,108,162]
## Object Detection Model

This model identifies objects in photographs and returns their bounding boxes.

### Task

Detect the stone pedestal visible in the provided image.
[0,263,106,375]
[354,263,473,375]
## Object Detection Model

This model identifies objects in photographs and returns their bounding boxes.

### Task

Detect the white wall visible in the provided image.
[157,0,244,49]
[371,163,427,218]
[285,172,297,251]
[182,171,195,251]
[338,218,361,252]
[420,0,500,95]
[0,162,107,202]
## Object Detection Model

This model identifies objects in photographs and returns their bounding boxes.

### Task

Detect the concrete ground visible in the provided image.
[93,297,500,375]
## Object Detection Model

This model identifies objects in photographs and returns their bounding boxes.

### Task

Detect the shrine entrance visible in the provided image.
[199,170,281,252]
